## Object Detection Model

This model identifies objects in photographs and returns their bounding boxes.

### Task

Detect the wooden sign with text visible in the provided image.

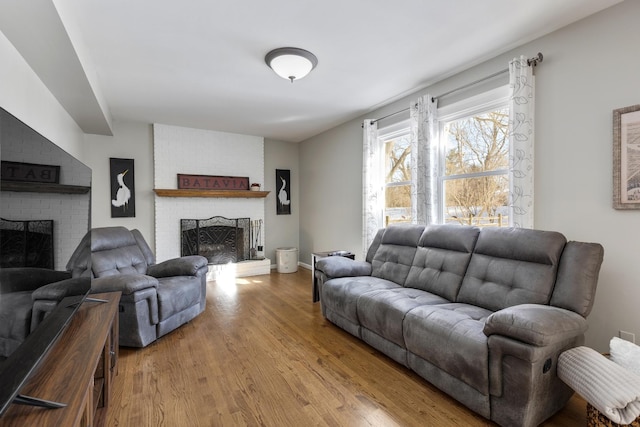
[177,174,250,190]
[1,161,60,184]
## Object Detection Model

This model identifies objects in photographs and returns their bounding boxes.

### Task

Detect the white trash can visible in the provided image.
[276,247,298,273]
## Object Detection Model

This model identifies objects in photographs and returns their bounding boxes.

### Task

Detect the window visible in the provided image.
[438,87,510,227]
[373,86,512,229]
[381,125,412,225]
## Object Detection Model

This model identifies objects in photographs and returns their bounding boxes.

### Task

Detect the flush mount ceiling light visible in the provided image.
[265,47,318,83]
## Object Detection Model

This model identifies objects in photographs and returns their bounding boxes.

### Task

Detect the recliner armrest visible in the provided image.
[315,256,372,279]
[32,277,91,301]
[147,255,208,278]
[91,274,158,295]
[0,267,72,293]
[484,303,588,346]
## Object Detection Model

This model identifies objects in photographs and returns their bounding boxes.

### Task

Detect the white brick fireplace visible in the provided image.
[153,124,267,277]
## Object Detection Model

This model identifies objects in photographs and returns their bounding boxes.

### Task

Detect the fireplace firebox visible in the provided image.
[0,218,54,269]
[181,216,250,264]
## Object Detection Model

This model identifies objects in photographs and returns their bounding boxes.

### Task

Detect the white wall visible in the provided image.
[1,29,90,270]
[83,120,155,247]
[299,120,364,265]
[299,0,640,352]
[0,30,84,160]
[153,124,265,263]
[264,138,299,264]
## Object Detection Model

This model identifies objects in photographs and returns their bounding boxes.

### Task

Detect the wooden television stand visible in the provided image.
[0,292,121,427]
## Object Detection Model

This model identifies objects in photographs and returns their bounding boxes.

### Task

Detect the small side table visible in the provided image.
[311,250,355,303]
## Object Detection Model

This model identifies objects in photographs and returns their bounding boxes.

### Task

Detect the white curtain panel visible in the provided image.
[410,95,438,225]
[508,56,535,228]
[362,119,383,258]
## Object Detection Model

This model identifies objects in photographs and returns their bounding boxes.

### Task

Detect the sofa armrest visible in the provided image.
[484,304,588,346]
[91,274,158,295]
[32,277,91,301]
[315,256,372,279]
[146,255,208,278]
[0,267,72,293]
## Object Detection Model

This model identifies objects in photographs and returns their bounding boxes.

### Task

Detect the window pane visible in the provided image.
[385,135,411,184]
[443,175,509,227]
[385,185,411,224]
[444,108,509,176]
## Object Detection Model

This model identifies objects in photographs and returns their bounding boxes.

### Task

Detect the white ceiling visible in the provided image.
[0,0,623,142]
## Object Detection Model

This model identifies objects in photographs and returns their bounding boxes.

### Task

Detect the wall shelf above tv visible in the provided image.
[153,189,269,198]
[1,180,91,194]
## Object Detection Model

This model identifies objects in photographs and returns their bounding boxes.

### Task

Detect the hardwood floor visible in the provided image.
[106,269,587,426]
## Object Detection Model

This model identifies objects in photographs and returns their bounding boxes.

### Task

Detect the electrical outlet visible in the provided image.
[619,330,636,343]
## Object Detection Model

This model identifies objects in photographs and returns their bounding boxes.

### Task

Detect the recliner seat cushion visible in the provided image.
[404,302,493,395]
[156,276,202,320]
[321,276,401,325]
[357,288,449,347]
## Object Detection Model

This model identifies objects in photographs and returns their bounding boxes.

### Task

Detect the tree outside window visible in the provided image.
[442,106,510,227]
[384,132,412,225]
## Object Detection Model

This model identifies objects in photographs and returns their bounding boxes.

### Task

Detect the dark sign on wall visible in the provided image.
[177,174,249,190]
[1,161,60,184]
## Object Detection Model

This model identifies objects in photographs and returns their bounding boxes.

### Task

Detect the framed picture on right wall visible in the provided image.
[613,104,640,209]
[276,169,291,215]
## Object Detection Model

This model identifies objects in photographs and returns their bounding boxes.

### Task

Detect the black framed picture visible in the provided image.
[110,158,135,218]
[276,169,291,215]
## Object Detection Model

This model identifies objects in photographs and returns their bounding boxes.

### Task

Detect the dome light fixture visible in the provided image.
[265,47,318,83]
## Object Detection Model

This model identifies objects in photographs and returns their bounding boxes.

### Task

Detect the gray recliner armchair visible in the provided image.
[47,226,209,347]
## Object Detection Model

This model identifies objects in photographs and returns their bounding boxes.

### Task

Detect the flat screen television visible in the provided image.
[0,107,92,417]
[0,286,91,415]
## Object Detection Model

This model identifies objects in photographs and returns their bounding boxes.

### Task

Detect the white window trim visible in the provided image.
[437,85,510,121]
[379,119,410,140]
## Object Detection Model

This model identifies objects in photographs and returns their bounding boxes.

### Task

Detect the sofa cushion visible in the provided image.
[371,224,424,285]
[403,303,493,395]
[405,224,479,301]
[321,276,401,325]
[156,276,202,320]
[357,288,449,347]
[456,227,566,312]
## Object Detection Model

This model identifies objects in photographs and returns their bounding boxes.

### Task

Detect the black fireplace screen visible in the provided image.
[181,216,250,264]
[0,218,54,269]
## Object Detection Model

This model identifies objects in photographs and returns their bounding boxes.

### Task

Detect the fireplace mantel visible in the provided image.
[154,189,269,198]
[1,180,91,194]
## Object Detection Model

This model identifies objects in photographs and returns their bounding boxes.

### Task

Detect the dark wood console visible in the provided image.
[0,292,120,427]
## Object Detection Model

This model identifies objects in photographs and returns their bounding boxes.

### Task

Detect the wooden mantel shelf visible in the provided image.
[154,189,270,198]
[1,180,90,194]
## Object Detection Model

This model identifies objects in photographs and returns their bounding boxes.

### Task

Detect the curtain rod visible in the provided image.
[365,52,543,127]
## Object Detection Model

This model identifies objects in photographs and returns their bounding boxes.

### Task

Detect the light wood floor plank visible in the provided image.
[106,269,586,426]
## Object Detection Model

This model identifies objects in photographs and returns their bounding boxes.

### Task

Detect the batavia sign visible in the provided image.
[177,174,249,190]
[1,161,60,184]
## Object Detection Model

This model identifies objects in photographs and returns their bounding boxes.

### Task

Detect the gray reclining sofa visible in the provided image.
[315,224,604,427]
